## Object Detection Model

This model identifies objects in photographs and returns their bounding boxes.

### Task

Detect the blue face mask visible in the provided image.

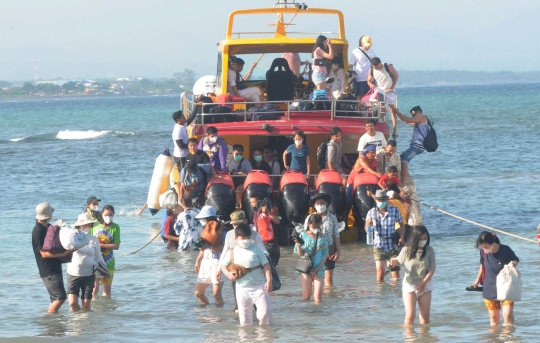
[254,155,263,162]
[377,201,387,209]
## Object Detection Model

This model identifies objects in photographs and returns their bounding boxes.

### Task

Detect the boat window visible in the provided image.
[216,52,222,88]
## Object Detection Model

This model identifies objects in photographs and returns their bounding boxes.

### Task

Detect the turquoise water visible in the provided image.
[1,84,539,342]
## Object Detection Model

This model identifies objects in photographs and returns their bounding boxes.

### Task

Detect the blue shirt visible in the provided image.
[287,144,310,174]
[180,164,211,194]
[481,244,519,300]
[366,205,402,251]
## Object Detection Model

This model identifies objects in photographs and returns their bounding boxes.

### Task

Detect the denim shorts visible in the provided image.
[400,145,424,163]
[312,72,326,85]
[356,81,370,97]
[42,273,67,302]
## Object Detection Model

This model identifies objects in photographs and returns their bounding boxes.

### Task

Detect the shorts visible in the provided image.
[238,87,262,102]
[402,279,433,298]
[197,258,222,285]
[324,259,336,270]
[67,274,95,299]
[98,270,115,286]
[42,273,67,302]
[356,81,370,97]
[484,299,514,310]
[327,163,348,179]
[375,87,396,106]
[312,72,326,85]
[373,246,399,261]
[400,145,424,164]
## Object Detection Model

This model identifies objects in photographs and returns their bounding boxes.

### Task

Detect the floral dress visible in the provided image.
[294,231,328,278]
[175,208,202,251]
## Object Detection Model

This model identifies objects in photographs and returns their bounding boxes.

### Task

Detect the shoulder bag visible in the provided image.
[295,233,319,274]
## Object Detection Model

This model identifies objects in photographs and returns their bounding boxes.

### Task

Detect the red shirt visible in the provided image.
[379,174,401,189]
[164,216,179,249]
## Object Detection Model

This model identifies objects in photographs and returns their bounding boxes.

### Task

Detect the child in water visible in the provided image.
[91,204,121,298]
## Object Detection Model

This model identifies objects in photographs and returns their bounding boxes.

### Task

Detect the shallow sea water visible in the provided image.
[1,83,539,342]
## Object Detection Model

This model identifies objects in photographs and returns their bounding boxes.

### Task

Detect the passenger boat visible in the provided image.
[171,1,393,243]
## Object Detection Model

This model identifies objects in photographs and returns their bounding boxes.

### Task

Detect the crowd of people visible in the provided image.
[31,34,520,330]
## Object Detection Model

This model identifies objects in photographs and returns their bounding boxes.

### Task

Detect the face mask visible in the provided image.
[199,219,208,226]
[418,240,427,247]
[295,139,303,146]
[272,156,278,161]
[315,205,326,213]
[254,155,263,162]
[332,64,339,70]
[210,136,218,143]
[80,226,90,234]
[234,154,242,161]
[483,245,493,254]
[310,228,319,235]
[238,239,251,249]
[103,216,113,225]
[377,201,387,209]
[92,205,99,212]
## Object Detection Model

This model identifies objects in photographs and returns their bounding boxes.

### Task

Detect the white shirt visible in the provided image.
[172,124,188,158]
[350,48,376,81]
[373,64,393,91]
[357,131,387,151]
[67,235,104,277]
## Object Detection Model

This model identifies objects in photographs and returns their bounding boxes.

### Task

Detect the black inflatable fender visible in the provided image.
[352,184,379,240]
[205,184,236,221]
[279,183,310,227]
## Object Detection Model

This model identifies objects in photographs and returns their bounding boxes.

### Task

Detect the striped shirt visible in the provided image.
[366,205,402,251]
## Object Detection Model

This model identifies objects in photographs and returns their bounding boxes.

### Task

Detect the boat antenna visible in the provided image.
[274,0,308,10]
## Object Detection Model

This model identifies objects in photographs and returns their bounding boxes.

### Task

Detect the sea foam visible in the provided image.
[9,137,27,142]
[56,130,135,140]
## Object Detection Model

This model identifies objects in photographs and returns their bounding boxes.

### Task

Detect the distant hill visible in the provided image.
[398,70,540,87]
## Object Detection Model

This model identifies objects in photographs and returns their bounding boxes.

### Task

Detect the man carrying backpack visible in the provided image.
[326,126,349,187]
[396,106,430,183]
[367,57,400,140]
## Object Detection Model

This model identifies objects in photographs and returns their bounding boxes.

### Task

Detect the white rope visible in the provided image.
[412,198,536,243]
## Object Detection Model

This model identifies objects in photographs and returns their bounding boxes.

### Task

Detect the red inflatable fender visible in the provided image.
[353,172,379,190]
[280,170,308,191]
[206,171,234,192]
[243,170,273,190]
[315,169,342,191]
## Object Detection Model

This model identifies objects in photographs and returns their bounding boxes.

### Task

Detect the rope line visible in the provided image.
[121,228,164,256]
[411,198,536,243]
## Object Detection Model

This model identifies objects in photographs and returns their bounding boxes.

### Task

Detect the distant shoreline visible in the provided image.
[1,80,539,101]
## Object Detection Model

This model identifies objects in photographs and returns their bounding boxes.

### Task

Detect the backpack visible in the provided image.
[200,220,223,247]
[249,104,279,121]
[316,139,331,169]
[417,117,438,152]
[257,213,274,242]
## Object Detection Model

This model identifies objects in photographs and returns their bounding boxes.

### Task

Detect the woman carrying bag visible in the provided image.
[471,231,519,326]
[293,214,328,302]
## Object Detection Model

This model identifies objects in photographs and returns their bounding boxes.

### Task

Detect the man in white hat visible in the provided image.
[365,190,405,282]
[66,213,105,311]
[349,35,376,99]
[32,202,72,313]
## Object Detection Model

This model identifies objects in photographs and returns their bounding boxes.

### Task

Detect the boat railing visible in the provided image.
[181,93,388,125]
[231,31,339,39]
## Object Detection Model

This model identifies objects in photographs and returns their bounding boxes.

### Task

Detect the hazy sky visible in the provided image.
[1,0,539,81]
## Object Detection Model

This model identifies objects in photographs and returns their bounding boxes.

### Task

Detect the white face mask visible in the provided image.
[310,228,319,235]
[80,226,91,234]
[483,245,493,254]
[295,139,303,146]
[199,219,208,226]
[418,240,427,247]
[210,136,218,143]
[92,205,99,212]
[315,205,326,214]
[103,216,112,225]
[238,239,251,249]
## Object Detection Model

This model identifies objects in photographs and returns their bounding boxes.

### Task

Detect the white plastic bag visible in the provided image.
[59,226,90,250]
[159,189,178,209]
[496,263,522,302]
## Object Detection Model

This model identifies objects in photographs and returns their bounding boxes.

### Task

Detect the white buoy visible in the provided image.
[146,149,174,215]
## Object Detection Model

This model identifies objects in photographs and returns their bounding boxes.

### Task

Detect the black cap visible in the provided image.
[309,193,332,208]
[87,196,101,205]
[410,105,422,114]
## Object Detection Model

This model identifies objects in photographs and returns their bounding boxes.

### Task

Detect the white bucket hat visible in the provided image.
[195,205,217,219]
[73,213,99,228]
[36,202,55,220]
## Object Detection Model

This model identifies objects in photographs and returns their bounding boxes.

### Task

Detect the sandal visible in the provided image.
[465,285,483,292]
